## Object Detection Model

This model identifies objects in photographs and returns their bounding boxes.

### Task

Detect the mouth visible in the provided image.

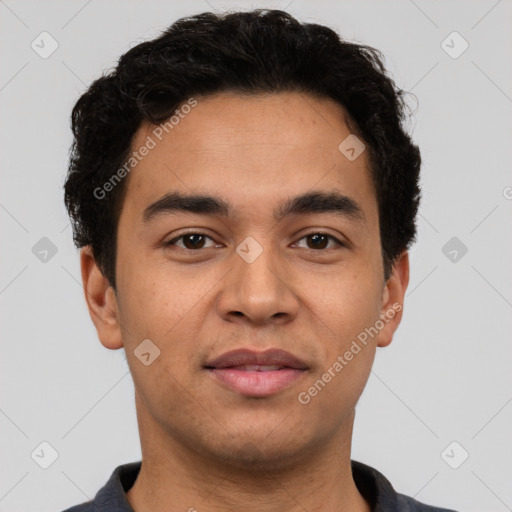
[204,348,309,397]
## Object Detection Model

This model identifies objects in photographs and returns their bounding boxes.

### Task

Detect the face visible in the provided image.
[82,91,409,471]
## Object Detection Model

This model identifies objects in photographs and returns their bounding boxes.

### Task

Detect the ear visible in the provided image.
[375,250,410,348]
[80,246,123,350]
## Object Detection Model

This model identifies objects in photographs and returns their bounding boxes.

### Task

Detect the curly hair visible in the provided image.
[64,9,421,290]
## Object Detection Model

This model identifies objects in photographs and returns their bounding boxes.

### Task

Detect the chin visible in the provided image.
[195,426,318,473]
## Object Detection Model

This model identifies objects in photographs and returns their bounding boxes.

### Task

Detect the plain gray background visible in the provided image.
[1,1,511,511]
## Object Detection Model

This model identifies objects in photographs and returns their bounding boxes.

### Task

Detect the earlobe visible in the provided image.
[376,251,410,348]
[80,246,124,350]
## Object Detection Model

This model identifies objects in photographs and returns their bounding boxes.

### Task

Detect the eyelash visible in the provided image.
[164,231,345,251]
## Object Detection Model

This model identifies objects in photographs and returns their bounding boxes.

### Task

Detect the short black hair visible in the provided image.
[64,9,421,290]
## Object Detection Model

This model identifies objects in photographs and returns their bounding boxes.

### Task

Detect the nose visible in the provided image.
[216,241,300,326]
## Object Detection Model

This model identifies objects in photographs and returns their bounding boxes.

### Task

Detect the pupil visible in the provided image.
[185,234,204,249]
[309,234,327,249]
[182,234,328,250]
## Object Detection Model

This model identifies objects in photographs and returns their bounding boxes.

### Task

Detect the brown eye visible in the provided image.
[293,233,344,250]
[307,233,328,249]
[182,234,206,249]
[165,233,217,250]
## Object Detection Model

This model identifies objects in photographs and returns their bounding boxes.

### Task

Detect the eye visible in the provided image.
[292,232,345,250]
[164,231,345,252]
[164,232,219,250]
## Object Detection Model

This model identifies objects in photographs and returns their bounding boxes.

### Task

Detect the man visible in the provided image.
[62,9,458,512]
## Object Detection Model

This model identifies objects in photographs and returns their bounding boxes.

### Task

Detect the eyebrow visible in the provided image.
[142,190,366,225]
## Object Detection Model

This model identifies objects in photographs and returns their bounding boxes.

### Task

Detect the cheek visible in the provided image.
[297,288,378,426]
[118,259,204,338]
[116,263,222,394]
[117,270,202,413]
[311,268,382,340]
[300,268,381,398]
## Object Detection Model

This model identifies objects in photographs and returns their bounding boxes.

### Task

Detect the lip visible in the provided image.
[205,348,309,370]
[204,348,309,397]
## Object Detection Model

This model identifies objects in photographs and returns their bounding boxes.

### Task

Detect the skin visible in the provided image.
[81,91,409,512]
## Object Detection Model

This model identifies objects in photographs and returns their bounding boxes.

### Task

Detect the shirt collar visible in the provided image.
[85,459,444,512]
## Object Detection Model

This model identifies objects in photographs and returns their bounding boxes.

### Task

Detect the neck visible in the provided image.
[126,397,370,512]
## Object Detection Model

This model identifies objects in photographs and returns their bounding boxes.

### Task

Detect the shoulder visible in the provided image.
[351,460,459,512]
[395,491,459,511]
[59,461,141,512]
[60,502,94,512]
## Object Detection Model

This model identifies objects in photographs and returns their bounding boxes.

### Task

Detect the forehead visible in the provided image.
[133,91,355,157]
[122,91,376,223]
